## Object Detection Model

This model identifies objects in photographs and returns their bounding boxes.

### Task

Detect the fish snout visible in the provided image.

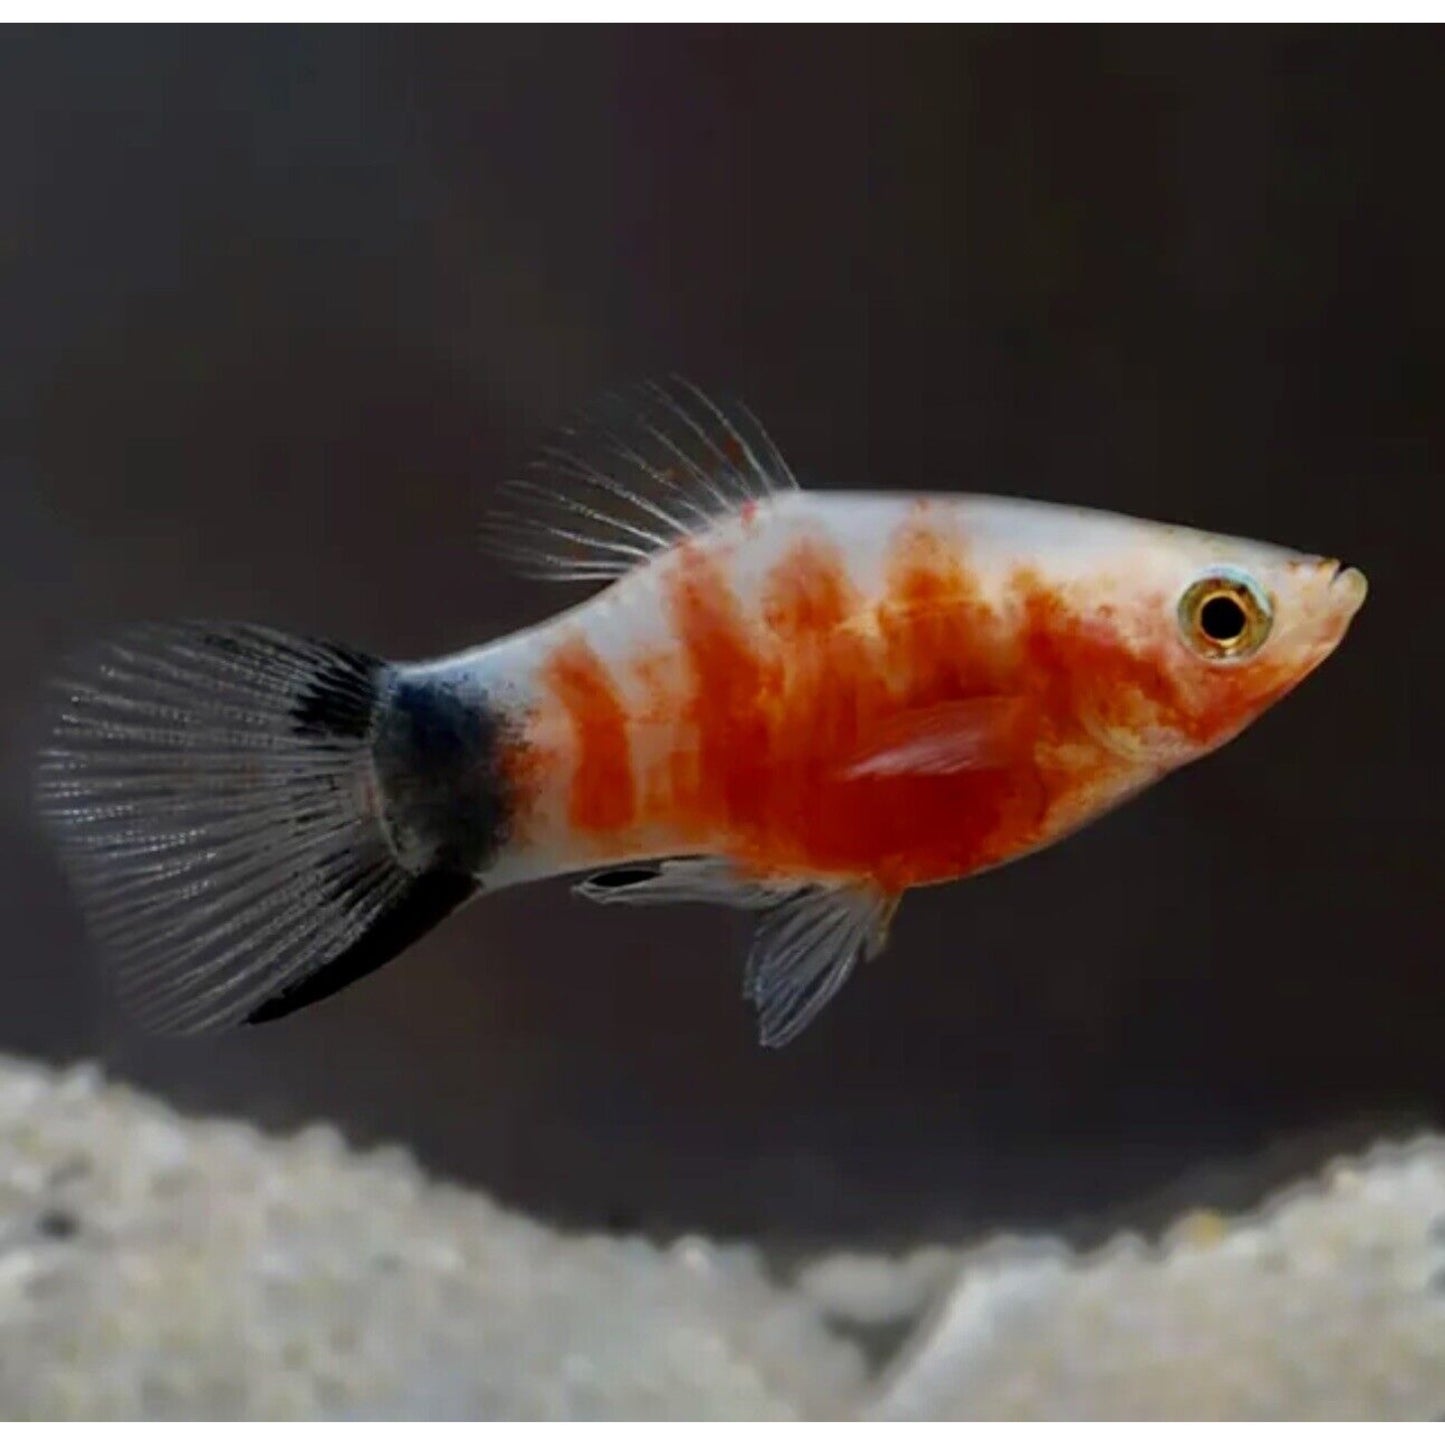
[1325,559,1369,615]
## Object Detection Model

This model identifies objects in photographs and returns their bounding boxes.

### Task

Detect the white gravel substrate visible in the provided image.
[1,1053,1441,1420]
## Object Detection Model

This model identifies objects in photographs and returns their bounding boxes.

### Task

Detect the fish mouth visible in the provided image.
[1326,559,1368,613]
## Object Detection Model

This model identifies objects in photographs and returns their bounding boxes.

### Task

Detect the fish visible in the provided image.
[34,380,1368,1046]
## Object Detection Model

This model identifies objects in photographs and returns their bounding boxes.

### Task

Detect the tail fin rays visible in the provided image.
[35,623,475,1034]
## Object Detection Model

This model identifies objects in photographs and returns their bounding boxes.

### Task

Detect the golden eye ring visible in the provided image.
[1177,569,1273,662]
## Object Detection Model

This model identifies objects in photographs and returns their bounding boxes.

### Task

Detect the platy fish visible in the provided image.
[36,382,1367,1046]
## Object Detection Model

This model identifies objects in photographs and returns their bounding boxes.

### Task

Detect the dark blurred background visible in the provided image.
[2,27,1440,1248]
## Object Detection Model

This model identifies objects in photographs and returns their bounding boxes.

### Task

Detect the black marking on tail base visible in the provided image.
[245,673,518,1026]
[372,675,517,876]
[35,622,503,1035]
[289,640,383,741]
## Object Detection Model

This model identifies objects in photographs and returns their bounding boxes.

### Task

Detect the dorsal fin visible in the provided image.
[481,378,798,583]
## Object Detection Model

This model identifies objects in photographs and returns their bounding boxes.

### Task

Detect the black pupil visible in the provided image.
[1199,593,1248,643]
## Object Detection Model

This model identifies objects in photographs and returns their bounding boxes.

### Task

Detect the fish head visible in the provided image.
[1021,510,1369,769]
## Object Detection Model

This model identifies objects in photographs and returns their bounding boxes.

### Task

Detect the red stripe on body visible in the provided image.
[538,637,636,835]
[663,523,1045,890]
[524,511,1283,890]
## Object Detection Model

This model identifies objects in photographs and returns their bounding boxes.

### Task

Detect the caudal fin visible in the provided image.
[35,623,477,1034]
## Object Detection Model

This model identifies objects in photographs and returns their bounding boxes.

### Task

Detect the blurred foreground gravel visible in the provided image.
[1,1053,1441,1419]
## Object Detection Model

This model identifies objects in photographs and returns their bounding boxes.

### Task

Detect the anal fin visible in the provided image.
[575,857,896,1047]
[744,885,897,1048]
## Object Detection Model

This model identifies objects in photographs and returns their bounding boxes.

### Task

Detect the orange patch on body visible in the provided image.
[1014,571,1301,755]
[524,513,1279,891]
[644,526,1092,890]
[538,637,635,834]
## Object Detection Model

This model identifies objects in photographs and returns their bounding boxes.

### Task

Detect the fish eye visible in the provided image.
[1178,570,1272,662]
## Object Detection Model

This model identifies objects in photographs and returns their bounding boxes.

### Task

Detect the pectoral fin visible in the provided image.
[841,696,1028,780]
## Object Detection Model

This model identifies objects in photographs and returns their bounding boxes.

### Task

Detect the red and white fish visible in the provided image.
[37,382,1368,1045]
